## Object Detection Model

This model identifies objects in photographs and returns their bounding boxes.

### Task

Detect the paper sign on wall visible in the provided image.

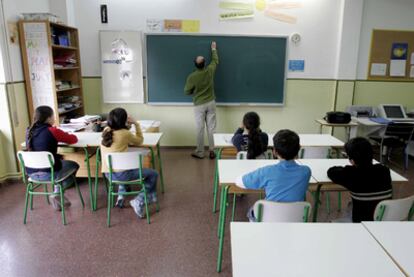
[370,63,387,76]
[182,20,200,33]
[390,60,406,77]
[410,65,414,78]
[146,19,163,32]
[288,60,305,72]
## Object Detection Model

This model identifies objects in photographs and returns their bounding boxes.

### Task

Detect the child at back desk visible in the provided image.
[236,129,311,221]
[232,111,268,159]
[327,137,392,222]
[25,106,79,210]
[100,108,158,219]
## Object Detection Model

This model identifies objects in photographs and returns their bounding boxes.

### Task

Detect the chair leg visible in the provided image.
[325,192,330,214]
[44,184,50,204]
[29,187,34,210]
[143,190,151,224]
[231,194,237,222]
[23,184,31,224]
[74,176,85,208]
[337,192,342,212]
[60,187,67,225]
[107,186,112,227]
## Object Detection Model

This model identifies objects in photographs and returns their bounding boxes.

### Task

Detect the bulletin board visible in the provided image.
[368,29,414,81]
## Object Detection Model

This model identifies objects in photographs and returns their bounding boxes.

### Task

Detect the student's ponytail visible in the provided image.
[101,107,128,148]
[27,106,54,151]
[101,128,114,147]
[243,112,264,159]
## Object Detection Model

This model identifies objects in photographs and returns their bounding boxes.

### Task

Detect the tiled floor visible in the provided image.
[0,148,413,276]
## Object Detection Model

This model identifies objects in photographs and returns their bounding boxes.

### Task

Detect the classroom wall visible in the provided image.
[75,0,343,79]
[357,0,414,78]
[83,78,337,145]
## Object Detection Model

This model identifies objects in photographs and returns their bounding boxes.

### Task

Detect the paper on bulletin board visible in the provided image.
[370,63,387,76]
[182,20,200,33]
[411,52,414,65]
[391,43,408,60]
[410,66,414,78]
[390,59,406,77]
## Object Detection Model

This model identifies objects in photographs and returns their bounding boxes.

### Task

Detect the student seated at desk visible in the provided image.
[235,129,311,221]
[231,112,268,159]
[328,137,392,223]
[26,106,79,210]
[100,108,158,219]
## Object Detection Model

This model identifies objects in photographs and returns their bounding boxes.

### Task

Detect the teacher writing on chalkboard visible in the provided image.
[184,41,219,159]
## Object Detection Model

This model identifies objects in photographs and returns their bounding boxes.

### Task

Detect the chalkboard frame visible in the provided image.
[144,33,288,106]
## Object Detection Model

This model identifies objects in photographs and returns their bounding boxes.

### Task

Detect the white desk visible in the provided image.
[214,133,344,148]
[71,132,163,148]
[362,221,414,276]
[216,160,318,273]
[212,134,344,214]
[298,159,408,184]
[218,159,318,184]
[230,222,405,277]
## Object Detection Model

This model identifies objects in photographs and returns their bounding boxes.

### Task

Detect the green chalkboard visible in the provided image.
[146,34,287,105]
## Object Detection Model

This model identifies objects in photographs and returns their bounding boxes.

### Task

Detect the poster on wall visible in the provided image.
[23,22,55,110]
[100,31,144,103]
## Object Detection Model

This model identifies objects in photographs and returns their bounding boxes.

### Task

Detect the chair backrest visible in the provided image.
[17,151,54,169]
[253,200,312,222]
[236,149,274,160]
[105,151,143,172]
[374,195,414,221]
[300,147,330,159]
[384,122,414,141]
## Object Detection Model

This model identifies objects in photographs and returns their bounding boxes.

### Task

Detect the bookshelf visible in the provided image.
[18,20,85,124]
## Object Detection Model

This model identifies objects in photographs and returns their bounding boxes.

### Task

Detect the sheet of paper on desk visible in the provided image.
[60,123,85,133]
[70,115,100,124]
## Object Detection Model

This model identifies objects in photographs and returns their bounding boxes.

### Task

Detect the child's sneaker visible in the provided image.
[50,195,71,211]
[115,197,125,208]
[149,192,158,204]
[130,198,145,219]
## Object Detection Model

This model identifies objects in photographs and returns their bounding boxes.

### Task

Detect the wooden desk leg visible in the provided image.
[312,184,322,222]
[83,147,95,211]
[212,148,223,213]
[217,185,229,273]
[156,143,165,193]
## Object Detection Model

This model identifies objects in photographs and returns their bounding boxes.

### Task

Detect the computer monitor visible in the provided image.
[378,104,407,120]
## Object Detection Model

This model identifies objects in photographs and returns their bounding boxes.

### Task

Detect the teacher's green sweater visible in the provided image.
[184,49,219,106]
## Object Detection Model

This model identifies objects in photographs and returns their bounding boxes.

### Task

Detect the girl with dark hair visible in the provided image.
[100,107,158,219]
[25,105,79,210]
[232,112,269,159]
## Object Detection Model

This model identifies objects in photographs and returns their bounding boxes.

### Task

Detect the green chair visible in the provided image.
[105,150,159,227]
[254,200,311,222]
[17,151,84,225]
[374,195,414,221]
